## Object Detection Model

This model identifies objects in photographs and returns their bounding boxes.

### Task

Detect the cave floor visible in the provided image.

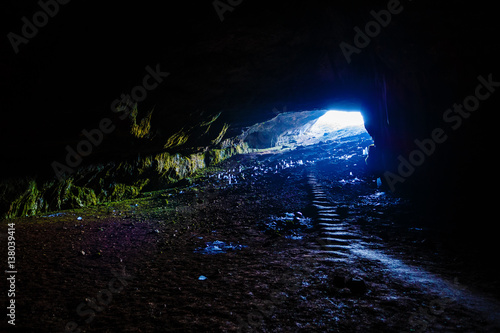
[2,133,500,332]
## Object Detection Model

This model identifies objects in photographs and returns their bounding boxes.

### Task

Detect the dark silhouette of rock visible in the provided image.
[346,277,367,295]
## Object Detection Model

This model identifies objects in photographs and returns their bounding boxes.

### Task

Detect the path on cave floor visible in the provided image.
[3,135,500,332]
[305,168,500,333]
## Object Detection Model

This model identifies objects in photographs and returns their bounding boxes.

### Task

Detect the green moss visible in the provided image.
[200,112,222,135]
[235,143,248,156]
[104,179,150,202]
[199,112,221,128]
[62,182,98,209]
[130,108,154,139]
[137,155,154,175]
[164,129,189,149]
[6,180,46,218]
[3,176,152,219]
[2,126,249,219]
[205,141,249,166]
[208,149,225,165]
[152,152,207,183]
[211,123,229,145]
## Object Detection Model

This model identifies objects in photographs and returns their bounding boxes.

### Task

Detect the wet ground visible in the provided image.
[2,132,500,332]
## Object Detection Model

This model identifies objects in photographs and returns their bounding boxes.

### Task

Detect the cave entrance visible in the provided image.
[246,110,371,149]
[283,110,368,147]
[311,110,365,132]
[238,109,374,186]
[243,109,372,150]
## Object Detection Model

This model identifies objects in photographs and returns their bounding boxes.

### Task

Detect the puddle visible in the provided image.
[43,213,66,218]
[194,240,247,255]
[339,177,363,185]
[285,233,304,240]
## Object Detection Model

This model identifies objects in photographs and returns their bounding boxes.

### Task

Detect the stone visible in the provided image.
[346,277,367,294]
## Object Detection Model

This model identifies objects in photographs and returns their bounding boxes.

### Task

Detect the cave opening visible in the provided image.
[243,109,373,154]
[281,110,369,148]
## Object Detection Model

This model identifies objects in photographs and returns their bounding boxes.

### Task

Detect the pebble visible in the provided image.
[346,277,367,294]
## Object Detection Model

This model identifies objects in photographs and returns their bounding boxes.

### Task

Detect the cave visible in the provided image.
[1,1,499,332]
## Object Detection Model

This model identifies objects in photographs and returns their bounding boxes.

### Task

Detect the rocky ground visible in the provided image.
[2,133,500,332]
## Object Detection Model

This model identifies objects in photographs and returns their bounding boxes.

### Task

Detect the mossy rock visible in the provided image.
[6,180,46,218]
[2,136,248,219]
[105,179,150,202]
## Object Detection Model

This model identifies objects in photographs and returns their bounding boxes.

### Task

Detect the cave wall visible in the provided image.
[242,111,327,149]
[2,0,498,217]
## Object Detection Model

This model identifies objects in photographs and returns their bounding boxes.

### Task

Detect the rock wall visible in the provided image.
[2,0,498,218]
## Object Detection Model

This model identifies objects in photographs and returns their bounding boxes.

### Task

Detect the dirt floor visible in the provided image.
[2,133,500,332]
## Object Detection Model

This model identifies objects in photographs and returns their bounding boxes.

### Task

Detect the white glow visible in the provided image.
[302,110,367,143]
[315,110,365,128]
[275,110,369,147]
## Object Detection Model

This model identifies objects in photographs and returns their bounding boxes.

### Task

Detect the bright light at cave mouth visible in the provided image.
[302,110,367,144]
[277,110,369,148]
[315,110,365,129]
